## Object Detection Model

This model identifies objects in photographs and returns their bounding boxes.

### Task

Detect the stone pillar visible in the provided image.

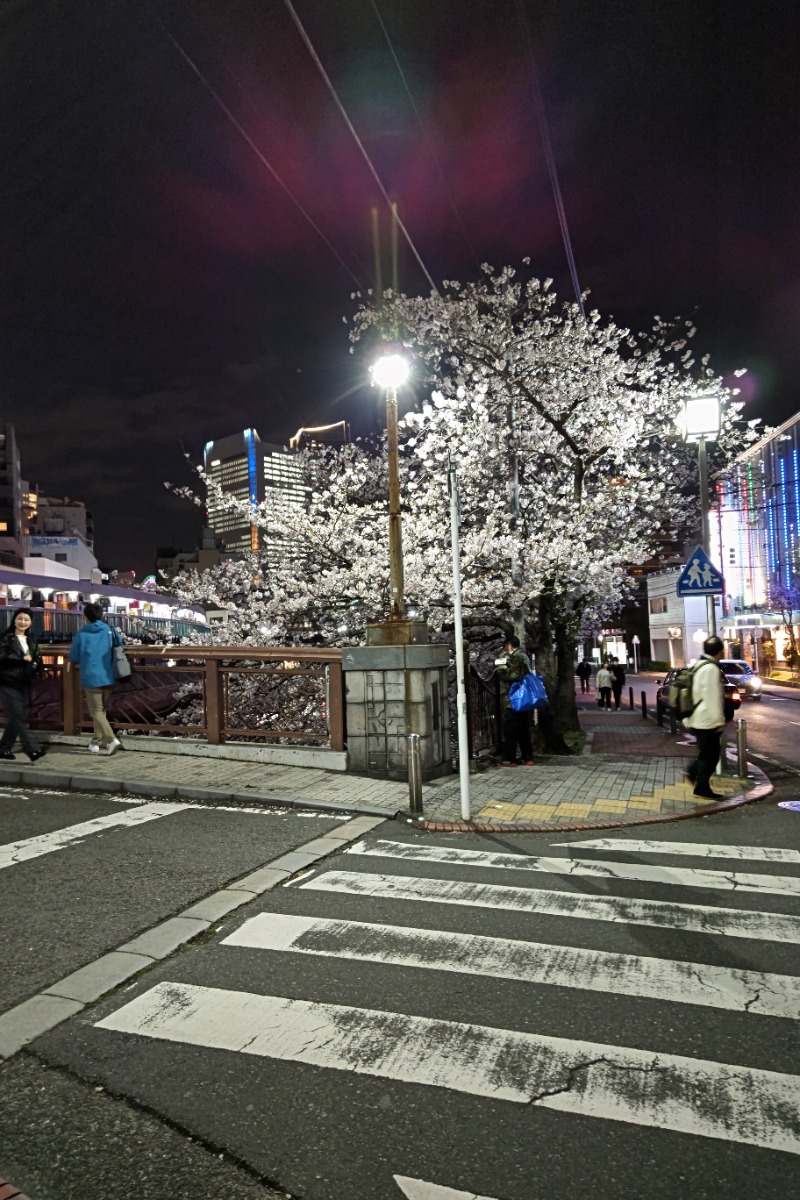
[343,644,451,781]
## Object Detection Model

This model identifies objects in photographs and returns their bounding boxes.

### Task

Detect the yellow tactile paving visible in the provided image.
[517,803,561,820]
[554,803,593,818]
[626,797,663,811]
[590,799,630,812]
[477,802,521,820]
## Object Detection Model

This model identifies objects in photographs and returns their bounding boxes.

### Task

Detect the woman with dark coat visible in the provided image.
[0,607,45,761]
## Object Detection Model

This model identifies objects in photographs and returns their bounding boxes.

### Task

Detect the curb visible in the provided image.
[406,756,774,834]
[0,1179,32,1200]
[0,763,399,822]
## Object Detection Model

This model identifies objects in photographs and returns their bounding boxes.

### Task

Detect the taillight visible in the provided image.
[732,690,741,702]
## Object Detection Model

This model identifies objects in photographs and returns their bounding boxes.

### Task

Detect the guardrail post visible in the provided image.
[205,658,223,744]
[640,690,648,720]
[737,717,748,779]
[407,733,423,815]
[63,660,80,735]
[327,661,345,752]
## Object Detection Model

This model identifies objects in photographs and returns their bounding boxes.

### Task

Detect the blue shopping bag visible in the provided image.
[509,672,549,712]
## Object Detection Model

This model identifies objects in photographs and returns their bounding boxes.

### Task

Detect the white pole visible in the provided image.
[633,642,638,674]
[448,464,471,821]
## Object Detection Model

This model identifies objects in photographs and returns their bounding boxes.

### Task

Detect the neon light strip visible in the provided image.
[780,459,790,584]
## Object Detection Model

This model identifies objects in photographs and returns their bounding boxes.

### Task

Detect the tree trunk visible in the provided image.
[528,594,573,755]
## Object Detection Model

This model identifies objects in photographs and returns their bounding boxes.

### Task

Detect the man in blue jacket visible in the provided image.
[69,603,122,755]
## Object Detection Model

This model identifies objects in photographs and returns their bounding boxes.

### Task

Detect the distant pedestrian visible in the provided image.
[596,663,613,710]
[495,635,534,766]
[576,659,592,693]
[69,603,123,755]
[0,608,46,761]
[684,635,726,799]
[610,657,626,710]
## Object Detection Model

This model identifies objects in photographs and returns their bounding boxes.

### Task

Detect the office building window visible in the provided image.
[649,596,668,615]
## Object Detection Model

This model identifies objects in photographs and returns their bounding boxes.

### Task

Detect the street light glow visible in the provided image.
[371,352,410,390]
[680,395,721,442]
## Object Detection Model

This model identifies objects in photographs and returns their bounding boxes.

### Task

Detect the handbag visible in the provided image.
[509,672,548,712]
[109,628,132,681]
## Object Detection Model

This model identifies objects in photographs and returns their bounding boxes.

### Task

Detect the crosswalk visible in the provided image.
[90,830,800,1194]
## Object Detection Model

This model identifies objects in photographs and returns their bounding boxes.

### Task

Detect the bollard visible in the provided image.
[628,685,634,710]
[407,733,423,816]
[641,690,648,720]
[737,718,748,780]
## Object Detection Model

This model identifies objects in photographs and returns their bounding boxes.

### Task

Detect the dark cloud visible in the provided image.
[1,0,798,573]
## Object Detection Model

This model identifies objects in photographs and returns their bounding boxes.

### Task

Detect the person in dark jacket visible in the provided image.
[0,607,45,761]
[495,635,534,766]
[69,603,123,755]
[576,659,592,693]
[610,657,626,710]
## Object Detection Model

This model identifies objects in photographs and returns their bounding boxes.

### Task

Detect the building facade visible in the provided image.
[204,429,308,566]
[717,411,800,669]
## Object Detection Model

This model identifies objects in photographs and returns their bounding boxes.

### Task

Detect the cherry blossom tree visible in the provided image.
[170,266,757,753]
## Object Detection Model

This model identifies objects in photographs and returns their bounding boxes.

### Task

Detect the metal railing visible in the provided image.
[27,645,345,751]
[0,608,210,644]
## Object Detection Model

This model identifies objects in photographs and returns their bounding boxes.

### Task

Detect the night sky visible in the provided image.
[2,0,798,576]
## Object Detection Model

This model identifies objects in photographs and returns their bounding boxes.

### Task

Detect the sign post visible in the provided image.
[676,546,724,643]
[631,634,640,674]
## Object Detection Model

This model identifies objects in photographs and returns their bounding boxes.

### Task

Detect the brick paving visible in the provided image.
[0,686,765,832]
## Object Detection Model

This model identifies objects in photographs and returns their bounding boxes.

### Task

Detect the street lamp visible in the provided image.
[371,350,410,622]
[679,394,722,637]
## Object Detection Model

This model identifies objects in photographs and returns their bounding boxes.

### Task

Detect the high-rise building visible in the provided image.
[203,429,263,555]
[289,420,350,449]
[0,424,25,567]
[203,429,308,565]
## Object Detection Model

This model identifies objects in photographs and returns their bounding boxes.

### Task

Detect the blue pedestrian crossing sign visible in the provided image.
[676,545,724,596]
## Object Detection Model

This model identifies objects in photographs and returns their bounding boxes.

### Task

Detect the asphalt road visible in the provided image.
[4,788,798,1200]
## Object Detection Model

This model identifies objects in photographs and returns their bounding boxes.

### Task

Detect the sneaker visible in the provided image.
[521,760,534,766]
[0,750,16,760]
[27,749,47,762]
[99,738,121,756]
[693,788,722,800]
[500,760,518,767]
[88,744,101,754]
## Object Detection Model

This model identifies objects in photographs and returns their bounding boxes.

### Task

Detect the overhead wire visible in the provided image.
[282,0,440,296]
[513,0,586,320]
[369,0,480,273]
[154,13,366,290]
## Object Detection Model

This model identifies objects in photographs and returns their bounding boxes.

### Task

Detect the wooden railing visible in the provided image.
[31,645,345,752]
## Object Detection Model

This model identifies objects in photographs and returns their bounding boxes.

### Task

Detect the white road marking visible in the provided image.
[222,912,800,1019]
[0,801,190,870]
[345,839,800,898]
[394,1176,499,1200]
[300,870,800,944]
[95,981,800,1154]
[555,839,800,864]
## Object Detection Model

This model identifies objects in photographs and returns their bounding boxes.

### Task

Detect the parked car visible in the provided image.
[718,659,763,699]
[654,668,742,723]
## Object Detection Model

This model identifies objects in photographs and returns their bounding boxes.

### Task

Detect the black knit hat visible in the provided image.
[505,635,521,648]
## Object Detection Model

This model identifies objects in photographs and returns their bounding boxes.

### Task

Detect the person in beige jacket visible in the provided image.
[685,635,726,799]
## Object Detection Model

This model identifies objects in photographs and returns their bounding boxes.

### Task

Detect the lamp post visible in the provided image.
[371,351,410,622]
[680,395,722,638]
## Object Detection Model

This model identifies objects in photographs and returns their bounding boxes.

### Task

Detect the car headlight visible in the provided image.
[751,676,761,686]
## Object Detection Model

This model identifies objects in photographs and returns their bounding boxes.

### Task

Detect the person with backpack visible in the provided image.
[683,635,726,799]
[495,635,534,766]
[69,603,123,756]
[610,657,626,710]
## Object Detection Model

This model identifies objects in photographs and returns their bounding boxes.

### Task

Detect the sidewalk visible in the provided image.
[1,686,770,832]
